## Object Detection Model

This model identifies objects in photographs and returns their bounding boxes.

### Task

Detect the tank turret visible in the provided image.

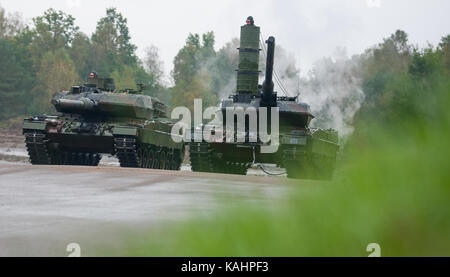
[51,74,167,119]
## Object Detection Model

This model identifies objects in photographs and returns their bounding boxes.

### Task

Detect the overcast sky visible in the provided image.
[2,0,449,80]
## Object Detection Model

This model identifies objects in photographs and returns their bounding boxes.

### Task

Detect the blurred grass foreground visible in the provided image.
[105,34,450,257]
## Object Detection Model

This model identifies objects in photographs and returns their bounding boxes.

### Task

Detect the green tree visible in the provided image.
[172,33,201,86]
[200,31,215,60]
[70,32,93,79]
[0,5,26,38]
[33,49,78,112]
[0,39,35,120]
[143,45,164,89]
[111,65,138,90]
[171,32,218,109]
[438,34,450,72]
[354,30,414,125]
[91,7,137,75]
[0,6,6,37]
[0,6,35,120]
[31,8,79,52]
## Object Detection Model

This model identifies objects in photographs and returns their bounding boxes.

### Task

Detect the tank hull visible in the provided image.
[189,130,339,179]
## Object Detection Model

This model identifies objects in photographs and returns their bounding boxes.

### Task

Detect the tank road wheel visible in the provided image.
[189,142,248,175]
[159,149,167,170]
[137,147,145,168]
[83,153,90,165]
[76,153,83,165]
[219,161,249,175]
[164,149,172,170]
[82,153,101,166]
[55,151,68,165]
[114,136,182,171]
[142,147,149,168]
[140,146,149,168]
[91,153,101,166]
[58,151,101,166]
[71,152,83,165]
[148,147,156,169]
[72,152,80,165]
[59,151,68,165]
[152,149,160,169]
[165,151,172,170]
[49,150,62,165]
[234,162,250,175]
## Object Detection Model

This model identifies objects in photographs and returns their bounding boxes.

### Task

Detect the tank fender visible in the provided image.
[23,120,47,132]
[113,126,138,136]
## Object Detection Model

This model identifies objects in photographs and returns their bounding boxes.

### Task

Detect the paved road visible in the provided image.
[0,162,295,256]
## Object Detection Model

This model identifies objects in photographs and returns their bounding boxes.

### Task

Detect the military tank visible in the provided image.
[189,17,339,179]
[23,72,184,170]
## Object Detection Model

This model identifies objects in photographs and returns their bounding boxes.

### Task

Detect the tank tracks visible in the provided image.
[189,142,250,175]
[282,146,335,180]
[49,151,101,166]
[24,130,101,166]
[114,136,182,170]
[24,131,51,164]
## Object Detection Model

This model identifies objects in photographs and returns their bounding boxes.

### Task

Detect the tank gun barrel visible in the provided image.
[262,36,275,106]
[52,98,96,113]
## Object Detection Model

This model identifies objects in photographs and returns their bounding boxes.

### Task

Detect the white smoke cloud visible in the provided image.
[298,48,365,137]
[266,45,365,137]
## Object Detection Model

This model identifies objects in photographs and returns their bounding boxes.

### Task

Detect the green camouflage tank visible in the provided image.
[189,17,339,179]
[23,72,184,169]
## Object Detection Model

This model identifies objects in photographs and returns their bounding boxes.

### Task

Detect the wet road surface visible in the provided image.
[0,162,296,256]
